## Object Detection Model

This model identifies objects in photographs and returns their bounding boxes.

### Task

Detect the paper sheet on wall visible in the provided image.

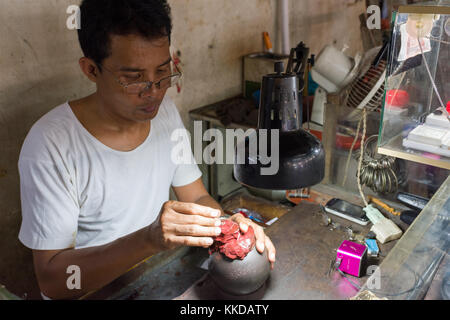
[398,23,431,62]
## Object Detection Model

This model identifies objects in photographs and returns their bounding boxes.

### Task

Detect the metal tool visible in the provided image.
[396,192,430,211]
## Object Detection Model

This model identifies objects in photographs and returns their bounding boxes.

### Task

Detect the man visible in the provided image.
[18,0,276,300]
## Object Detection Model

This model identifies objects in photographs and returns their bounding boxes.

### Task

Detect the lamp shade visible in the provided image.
[234,62,325,190]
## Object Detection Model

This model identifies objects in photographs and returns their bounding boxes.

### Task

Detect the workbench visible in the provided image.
[80,174,450,300]
[175,202,396,300]
[84,199,396,300]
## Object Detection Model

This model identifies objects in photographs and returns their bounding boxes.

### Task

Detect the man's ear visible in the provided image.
[79,57,99,83]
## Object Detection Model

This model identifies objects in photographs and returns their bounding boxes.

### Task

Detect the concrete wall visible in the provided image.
[0,0,365,298]
[169,0,366,124]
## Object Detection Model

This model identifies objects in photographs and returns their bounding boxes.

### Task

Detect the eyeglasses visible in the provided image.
[98,61,182,95]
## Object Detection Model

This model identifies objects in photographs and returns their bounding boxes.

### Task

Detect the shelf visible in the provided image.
[377,6,449,172]
[378,134,450,170]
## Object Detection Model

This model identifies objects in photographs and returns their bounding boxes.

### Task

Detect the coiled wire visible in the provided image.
[354,135,400,194]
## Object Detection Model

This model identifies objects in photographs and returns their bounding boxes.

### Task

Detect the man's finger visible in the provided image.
[173,224,222,237]
[169,201,221,218]
[173,236,215,248]
[265,237,276,263]
[239,222,249,233]
[229,214,275,264]
[230,214,250,233]
[171,212,221,227]
[253,225,267,253]
[231,215,266,253]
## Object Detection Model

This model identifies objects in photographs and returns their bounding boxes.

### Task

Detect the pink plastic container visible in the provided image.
[336,240,367,277]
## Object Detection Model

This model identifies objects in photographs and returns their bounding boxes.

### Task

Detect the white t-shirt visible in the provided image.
[18,96,201,250]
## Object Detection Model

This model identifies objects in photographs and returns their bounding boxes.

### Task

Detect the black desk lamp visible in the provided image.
[234,44,325,190]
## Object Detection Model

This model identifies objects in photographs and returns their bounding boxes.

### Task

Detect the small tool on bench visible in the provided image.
[368,196,401,216]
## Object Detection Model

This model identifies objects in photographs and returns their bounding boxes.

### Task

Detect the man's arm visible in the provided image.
[32,199,222,300]
[32,226,158,300]
[173,178,223,213]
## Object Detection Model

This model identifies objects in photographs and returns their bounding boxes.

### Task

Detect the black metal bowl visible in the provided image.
[208,247,271,296]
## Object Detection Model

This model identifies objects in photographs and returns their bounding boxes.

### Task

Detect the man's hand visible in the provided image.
[149,201,223,250]
[230,213,276,269]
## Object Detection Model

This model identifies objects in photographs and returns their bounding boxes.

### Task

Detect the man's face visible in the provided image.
[96,34,172,123]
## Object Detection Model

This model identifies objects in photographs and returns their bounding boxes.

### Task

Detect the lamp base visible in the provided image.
[234,129,325,190]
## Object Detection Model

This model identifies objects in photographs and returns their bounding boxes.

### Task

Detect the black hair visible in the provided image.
[78,0,172,68]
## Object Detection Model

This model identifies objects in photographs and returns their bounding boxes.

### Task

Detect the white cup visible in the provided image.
[311,45,355,93]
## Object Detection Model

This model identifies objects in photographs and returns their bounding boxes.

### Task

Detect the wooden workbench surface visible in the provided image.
[85,200,397,300]
[176,202,396,300]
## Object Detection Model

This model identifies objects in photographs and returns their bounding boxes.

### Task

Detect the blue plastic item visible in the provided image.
[365,239,379,256]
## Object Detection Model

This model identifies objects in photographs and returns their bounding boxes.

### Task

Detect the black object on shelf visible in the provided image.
[400,210,420,225]
[396,192,430,211]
